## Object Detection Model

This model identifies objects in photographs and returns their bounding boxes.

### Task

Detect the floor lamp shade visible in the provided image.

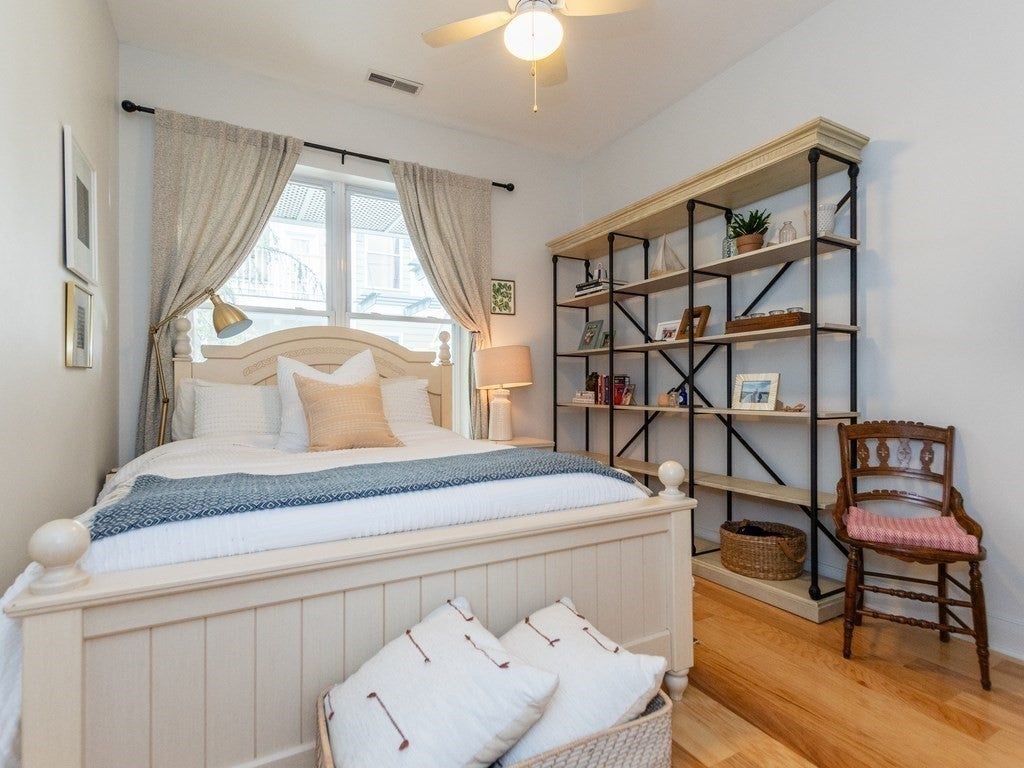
[474,345,533,441]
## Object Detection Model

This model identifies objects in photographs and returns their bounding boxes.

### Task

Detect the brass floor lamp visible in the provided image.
[151,290,251,445]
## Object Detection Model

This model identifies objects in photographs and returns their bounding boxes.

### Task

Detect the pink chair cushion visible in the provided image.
[846,506,979,554]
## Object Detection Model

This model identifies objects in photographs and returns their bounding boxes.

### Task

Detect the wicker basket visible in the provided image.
[720,519,807,580]
[316,688,672,768]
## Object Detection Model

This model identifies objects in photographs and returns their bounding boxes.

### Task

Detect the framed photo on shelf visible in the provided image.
[677,304,711,338]
[63,125,98,285]
[65,281,93,368]
[490,278,515,315]
[599,330,616,348]
[654,320,678,341]
[731,372,779,410]
[578,319,604,350]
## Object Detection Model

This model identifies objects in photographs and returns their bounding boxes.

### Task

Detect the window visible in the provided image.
[192,176,453,355]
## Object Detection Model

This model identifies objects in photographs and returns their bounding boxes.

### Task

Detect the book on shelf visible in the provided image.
[574,278,626,297]
[572,390,596,404]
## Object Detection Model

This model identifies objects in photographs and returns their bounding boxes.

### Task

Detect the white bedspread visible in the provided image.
[0,424,646,767]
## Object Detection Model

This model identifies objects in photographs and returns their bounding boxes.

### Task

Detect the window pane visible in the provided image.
[349,317,451,353]
[225,181,328,312]
[349,192,450,321]
[192,308,329,351]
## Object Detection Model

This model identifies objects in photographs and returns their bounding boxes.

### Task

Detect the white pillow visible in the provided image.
[497,597,666,765]
[325,597,557,768]
[170,377,202,441]
[276,350,377,451]
[381,377,434,424]
[192,381,281,438]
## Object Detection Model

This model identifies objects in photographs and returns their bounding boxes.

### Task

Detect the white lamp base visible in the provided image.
[488,388,513,441]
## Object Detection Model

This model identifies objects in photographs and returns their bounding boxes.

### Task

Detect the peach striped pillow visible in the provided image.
[293,372,403,451]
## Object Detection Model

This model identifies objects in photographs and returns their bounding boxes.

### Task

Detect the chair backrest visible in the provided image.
[837,420,955,516]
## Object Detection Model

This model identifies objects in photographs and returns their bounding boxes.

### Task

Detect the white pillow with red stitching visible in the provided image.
[324,597,557,768]
[496,597,667,765]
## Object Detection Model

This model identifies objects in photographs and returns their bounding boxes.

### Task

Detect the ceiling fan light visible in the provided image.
[504,2,564,61]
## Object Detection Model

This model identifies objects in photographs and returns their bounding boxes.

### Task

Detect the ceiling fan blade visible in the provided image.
[537,46,568,87]
[559,0,651,16]
[421,11,512,47]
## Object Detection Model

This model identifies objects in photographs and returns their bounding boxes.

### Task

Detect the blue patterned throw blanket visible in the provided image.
[89,449,634,541]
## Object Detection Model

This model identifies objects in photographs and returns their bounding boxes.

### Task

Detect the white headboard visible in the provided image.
[170,323,453,429]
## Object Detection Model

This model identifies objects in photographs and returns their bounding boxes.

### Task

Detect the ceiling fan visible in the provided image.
[422,0,650,88]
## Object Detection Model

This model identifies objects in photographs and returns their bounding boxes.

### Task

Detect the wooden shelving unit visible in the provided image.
[551,118,869,612]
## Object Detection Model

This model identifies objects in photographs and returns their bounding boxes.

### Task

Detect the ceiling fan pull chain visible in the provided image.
[532,60,539,112]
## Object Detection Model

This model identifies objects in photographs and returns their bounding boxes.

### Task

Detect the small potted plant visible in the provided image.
[728,208,771,254]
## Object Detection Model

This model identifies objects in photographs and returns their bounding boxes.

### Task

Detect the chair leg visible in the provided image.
[843,547,861,659]
[938,563,950,642]
[969,561,991,691]
[855,550,865,625]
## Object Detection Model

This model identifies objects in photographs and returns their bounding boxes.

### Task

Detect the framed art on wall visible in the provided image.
[63,125,98,285]
[65,281,93,368]
[491,278,515,315]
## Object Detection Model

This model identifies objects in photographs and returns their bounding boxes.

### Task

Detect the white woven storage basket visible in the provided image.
[316,688,672,768]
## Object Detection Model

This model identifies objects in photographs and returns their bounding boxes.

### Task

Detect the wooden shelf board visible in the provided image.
[614,323,858,352]
[556,403,858,421]
[547,118,868,261]
[692,472,836,509]
[559,291,613,309]
[567,453,836,510]
[692,538,844,623]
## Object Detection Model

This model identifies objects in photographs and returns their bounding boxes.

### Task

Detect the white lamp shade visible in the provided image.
[474,345,533,390]
[503,2,564,61]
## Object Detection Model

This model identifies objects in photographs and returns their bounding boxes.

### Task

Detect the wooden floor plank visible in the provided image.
[670,578,1024,768]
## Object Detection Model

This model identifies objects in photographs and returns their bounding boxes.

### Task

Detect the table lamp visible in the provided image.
[474,345,533,441]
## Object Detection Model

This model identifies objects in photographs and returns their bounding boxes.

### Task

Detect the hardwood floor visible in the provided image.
[671,578,1024,767]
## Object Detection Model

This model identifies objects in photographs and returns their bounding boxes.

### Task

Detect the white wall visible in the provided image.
[0,1,119,588]
[118,45,580,459]
[578,0,1024,657]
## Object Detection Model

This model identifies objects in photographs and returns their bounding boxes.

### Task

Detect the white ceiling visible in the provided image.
[106,0,834,160]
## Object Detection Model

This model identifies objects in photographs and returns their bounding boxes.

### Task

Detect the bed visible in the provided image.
[3,326,695,768]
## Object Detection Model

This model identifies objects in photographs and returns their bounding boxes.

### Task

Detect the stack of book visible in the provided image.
[572,390,596,405]
[574,278,626,297]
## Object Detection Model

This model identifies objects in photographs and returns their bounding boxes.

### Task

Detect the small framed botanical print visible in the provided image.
[491,279,515,315]
[63,125,98,285]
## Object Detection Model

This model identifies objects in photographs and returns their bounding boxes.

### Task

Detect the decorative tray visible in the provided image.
[725,311,811,334]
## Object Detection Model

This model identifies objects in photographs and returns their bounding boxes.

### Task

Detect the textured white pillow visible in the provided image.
[276,350,377,451]
[170,378,202,441]
[325,597,557,768]
[381,377,434,424]
[192,381,281,438]
[497,597,666,765]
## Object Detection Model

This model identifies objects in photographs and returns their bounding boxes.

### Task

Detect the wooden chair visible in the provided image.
[832,420,989,689]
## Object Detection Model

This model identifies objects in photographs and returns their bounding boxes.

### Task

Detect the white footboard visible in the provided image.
[8,494,694,768]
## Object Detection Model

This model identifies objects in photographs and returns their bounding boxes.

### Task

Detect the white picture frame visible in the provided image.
[732,372,780,410]
[65,281,93,368]
[654,320,678,341]
[63,125,98,285]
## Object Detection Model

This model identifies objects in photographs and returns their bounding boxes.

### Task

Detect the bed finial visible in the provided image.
[172,316,192,360]
[436,330,452,366]
[27,519,91,594]
[657,461,687,497]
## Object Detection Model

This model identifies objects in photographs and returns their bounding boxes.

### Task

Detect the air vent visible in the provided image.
[366,70,423,95]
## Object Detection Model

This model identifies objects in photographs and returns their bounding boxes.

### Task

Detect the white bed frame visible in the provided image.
[7,326,695,768]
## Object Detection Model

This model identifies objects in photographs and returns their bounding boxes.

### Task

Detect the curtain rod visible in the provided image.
[120,100,515,191]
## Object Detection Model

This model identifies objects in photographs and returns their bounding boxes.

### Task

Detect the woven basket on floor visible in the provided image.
[720,519,807,580]
[316,688,672,768]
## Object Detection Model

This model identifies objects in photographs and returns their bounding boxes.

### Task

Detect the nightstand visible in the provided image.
[481,436,555,451]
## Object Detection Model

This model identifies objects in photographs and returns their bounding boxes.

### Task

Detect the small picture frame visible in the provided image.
[63,125,98,285]
[599,330,616,348]
[65,281,93,368]
[677,304,711,339]
[491,279,515,315]
[654,320,678,341]
[732,373,780,410]
[578,319,604,350]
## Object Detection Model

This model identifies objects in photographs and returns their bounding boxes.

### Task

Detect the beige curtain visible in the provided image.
[136,110,302,453]
[390,161,493,438]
